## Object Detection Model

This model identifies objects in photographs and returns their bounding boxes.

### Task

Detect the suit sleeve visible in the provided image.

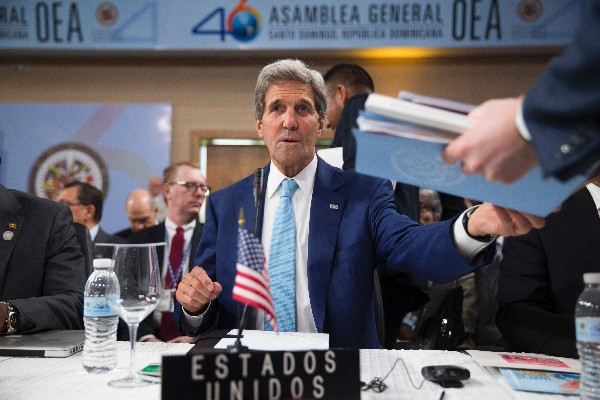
[496,233,577,358]
[174,196,219,335]
[369,179,496,284]
[523,0,600,180]
[11,205,86,332]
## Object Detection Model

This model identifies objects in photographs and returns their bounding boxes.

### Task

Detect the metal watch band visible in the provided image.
[0,301,20,334]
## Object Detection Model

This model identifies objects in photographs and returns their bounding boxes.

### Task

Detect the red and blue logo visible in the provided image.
[192,0,261,42]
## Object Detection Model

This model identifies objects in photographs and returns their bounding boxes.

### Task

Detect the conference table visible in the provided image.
[0,339,576,400]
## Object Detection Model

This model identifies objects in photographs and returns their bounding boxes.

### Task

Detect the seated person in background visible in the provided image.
[401,189,478,349]
[497,177,600,358]
[0,168,87,334]
[114,188,157,241]
[131,162,206,343]
[56,180,125,258]
[174,59,545,349]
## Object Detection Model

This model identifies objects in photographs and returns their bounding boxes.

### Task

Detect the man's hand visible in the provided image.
[175,266,222,315]
[442,97,538,183]
[468,202,545,237]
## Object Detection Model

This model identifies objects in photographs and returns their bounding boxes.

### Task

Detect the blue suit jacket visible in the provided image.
[175,158,495,348]
[523,0,600,180]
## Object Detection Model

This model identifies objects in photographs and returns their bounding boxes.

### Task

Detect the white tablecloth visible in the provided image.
[0,343,575,400]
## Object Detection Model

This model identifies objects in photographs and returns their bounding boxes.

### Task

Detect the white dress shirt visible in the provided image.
[88,224,99,241]
[258,156,318,332]
[586,183,600,218]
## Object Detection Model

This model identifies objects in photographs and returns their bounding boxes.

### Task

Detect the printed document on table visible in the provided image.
[467,350,581,373]
[214,329,329,351]
[498,368,579,395]
[360,349,515,400]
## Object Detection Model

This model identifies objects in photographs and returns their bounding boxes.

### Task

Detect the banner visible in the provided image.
[0,103,171,234]
[0,0,582,51]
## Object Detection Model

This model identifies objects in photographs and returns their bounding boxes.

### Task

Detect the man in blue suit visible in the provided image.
[174,59,545,349]
[444,0,600,183]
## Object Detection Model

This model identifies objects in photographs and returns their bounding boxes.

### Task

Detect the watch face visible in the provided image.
[28,142,109,200]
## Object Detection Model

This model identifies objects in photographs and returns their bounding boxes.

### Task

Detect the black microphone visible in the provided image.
[252,168,264,234]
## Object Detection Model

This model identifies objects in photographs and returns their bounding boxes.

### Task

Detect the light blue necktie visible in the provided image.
[265,178,299,332]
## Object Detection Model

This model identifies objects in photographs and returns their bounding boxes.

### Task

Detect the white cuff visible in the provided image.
[515,102,532,142]
[182,302,210,334]
[453,207,494,264]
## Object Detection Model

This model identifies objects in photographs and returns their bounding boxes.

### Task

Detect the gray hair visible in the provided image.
[419,188,442,220]
[253,59,327,121]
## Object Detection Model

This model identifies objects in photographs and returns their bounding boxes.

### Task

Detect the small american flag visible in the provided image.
[232,226,278,332]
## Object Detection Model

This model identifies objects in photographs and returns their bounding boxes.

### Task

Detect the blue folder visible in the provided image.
[353,112,588,217]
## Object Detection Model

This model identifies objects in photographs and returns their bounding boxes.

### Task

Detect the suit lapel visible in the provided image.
[0,187,24,293]
[307,159,345,332]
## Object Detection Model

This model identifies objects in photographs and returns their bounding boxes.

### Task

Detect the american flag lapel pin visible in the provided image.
[329,204,338,210]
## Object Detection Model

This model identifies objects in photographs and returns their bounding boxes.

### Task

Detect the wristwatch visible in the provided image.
[462,206,497,242]
[0,301,20,334]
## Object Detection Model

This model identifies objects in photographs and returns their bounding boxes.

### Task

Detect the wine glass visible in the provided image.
[106,242,165,388]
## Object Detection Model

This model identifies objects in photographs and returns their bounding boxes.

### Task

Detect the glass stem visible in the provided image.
[128,323,139,378]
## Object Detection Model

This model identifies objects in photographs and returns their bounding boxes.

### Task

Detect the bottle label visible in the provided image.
[576,317,600,342]
[84,297,117,317]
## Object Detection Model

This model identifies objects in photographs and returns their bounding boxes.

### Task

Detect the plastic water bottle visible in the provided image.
[83,258,119,373]
[576,272,600,399]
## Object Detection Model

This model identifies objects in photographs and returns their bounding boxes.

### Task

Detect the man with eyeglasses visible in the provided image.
[130,161,208,343]
[113,188,157,241]
[55,180,125,258]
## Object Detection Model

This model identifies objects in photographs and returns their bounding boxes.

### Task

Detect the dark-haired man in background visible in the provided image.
[56,180,125,258]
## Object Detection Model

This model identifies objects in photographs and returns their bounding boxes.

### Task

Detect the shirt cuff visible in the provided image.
[181,302,210,334]
[515,102,532,142]
[453,207,495,264]
[138,334,157,342]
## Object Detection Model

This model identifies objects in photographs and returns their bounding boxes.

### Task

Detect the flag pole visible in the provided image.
[229,208,249,353]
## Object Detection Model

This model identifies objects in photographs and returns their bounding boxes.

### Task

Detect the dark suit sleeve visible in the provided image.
[11,205,86,332]
[523,0,600,180]
[175,198,219,335]
[497,232,577,358]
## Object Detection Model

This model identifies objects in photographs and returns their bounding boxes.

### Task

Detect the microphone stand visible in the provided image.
[228,168,263,354]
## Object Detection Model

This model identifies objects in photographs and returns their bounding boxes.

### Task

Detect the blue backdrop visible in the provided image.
[0,103,171,233]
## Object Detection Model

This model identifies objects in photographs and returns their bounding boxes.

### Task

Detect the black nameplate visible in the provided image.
[162,349,360,400]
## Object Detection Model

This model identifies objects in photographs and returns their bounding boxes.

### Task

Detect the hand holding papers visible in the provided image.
[354,92,588,216]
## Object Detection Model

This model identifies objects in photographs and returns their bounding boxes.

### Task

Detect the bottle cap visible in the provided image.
[93,258,113,270]
[583,273,600,284]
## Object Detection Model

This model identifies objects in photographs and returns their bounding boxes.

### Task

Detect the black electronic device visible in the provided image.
[421,365,470,388]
